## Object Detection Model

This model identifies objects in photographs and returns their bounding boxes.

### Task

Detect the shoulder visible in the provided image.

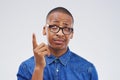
[70,51,98,79]
[20,56,35,66]
[18,56,35,73]
[69,51,98,79]
[70,51,94,69]
[17,56,35,79]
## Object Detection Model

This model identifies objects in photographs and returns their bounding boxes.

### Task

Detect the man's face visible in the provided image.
[43,12,73,50]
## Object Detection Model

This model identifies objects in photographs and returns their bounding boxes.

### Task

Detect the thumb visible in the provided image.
[32,33,38,49]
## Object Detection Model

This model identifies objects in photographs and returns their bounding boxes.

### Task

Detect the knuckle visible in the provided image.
[41,42,46,46]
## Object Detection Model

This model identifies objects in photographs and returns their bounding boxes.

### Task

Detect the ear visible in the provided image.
[42,26,46,35]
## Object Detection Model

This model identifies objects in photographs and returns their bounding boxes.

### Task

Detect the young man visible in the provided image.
[17,7,98,80]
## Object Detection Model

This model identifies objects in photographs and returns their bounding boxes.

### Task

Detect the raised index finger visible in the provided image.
[32,33,38,49]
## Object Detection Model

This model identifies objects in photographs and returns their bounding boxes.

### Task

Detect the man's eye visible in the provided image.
[64,28,70,31]
[51,26,58,29]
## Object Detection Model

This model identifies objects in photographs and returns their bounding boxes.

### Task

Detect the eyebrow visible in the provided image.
[53,21,68,26]
[51,20,69,27]
[63,23,68,26]
[52,20,59,23]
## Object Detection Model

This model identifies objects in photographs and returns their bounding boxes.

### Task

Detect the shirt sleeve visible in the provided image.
[17,62,32,80]
[88,64,98,80]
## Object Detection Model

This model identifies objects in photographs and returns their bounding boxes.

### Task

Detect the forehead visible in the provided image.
[46,12,73,26]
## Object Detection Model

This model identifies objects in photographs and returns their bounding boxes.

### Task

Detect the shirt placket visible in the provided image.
[54,59,60,80]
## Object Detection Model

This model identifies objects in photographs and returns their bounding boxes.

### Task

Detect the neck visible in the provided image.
[48,46,68,58]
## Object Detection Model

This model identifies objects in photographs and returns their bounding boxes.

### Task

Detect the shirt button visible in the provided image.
[56,69,59,72]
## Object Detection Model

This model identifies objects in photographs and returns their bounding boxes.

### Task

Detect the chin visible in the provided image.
[50,45,67,50]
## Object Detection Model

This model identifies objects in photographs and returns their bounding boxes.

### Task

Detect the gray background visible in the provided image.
[0,0,120,80]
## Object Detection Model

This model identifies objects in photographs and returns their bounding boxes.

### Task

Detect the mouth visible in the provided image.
[53,39,64,44]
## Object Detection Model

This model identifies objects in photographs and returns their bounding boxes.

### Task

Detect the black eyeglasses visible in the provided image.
[47,24,73,35]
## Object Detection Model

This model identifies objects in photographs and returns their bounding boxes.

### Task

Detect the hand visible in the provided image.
[32,33,50,68]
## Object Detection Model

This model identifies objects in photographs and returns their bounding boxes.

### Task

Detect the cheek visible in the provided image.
[46,32,53,43]
[65,36,71,44]
[48,36,52,43]
[66,34,73,44]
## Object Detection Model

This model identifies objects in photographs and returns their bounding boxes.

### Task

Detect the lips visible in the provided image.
[53,39,64,44]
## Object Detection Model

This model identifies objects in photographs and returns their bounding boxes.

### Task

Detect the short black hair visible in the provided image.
[46,7,74,24]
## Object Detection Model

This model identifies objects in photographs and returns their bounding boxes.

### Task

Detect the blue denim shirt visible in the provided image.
[17,49,98,80]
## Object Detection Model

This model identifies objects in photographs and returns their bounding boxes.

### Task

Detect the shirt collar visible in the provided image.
[46,48,71,66]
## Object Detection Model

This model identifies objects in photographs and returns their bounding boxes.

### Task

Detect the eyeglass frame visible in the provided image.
[46,24,73,35]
